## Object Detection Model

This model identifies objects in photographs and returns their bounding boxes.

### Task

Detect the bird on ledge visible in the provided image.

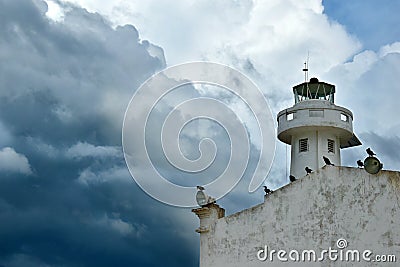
[263,186,273,195]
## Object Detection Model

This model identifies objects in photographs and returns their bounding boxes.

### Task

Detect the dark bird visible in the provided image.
[263,186,273,195]
[305,167,312,175]
[357,160,364,168]
[366,148,376,157]
[196,185,205,191]
[289,175,296,182]
[323,156,334,166]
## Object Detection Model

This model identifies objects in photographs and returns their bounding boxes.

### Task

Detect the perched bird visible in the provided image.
[305,167,313,175]
[323,156,334,166]
[289,175,296,182]
[357,160,364,168]
[263,186,273,195]
[196,185,205,191]
[366,148,376,157]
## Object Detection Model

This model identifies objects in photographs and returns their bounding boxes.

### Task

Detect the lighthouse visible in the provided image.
[192,76,400,267]
[277,77,361,179]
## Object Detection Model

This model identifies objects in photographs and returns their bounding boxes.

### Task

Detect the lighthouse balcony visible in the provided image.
[277,100,361,148]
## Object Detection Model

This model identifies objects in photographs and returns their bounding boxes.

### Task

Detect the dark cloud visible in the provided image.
[0,0,198,266]
[0,0,165,145]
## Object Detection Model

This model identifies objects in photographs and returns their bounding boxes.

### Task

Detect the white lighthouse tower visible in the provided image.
[277,77,361,179]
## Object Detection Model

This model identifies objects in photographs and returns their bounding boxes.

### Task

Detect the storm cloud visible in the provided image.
[0,1,198,266]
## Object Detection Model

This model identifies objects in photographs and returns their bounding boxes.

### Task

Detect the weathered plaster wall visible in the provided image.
[198,166,400,267]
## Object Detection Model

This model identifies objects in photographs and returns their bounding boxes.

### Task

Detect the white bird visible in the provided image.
[196,185,205,191]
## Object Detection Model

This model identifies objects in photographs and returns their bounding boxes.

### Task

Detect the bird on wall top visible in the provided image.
[357,160,364,168]
[196,185,205,191]
[366,148,376,157]
[289,175,296,182]
[305,167,312,175]
[323,156,334,166]
[263,186,273,195]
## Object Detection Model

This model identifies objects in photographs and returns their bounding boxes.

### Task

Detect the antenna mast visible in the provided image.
[302,52,310,82]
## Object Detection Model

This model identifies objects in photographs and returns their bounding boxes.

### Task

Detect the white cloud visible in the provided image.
[57,0,363,125]
[60,0,360,80]
[379,42,400,57]
[77,166,130,185]
[66,142,121,159]
[0,147,33,175]
[44,0,66,21]
[59,0,400,195]
[325,43,400,134]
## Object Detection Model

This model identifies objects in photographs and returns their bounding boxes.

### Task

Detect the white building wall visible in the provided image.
[195,167,400,267]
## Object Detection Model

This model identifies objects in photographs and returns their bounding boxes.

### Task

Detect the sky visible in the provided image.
[0,0,399,266]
